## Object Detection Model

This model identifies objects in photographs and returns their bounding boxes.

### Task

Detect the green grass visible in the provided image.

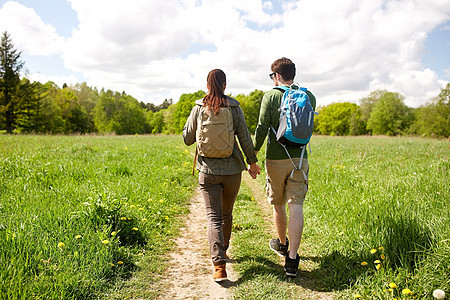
[1,135,448,299]
[231,183,302,299]
[239,136,449,299]
[0,135,197,299]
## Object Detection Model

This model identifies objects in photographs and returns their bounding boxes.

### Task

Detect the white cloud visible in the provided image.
[0,1,64,56]
[2,0,449,106]
[26,72,79,88]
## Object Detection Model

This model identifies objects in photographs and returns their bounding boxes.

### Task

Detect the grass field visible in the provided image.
[234,136,449,299]
[0,135,197,299]
[0,135,448,299]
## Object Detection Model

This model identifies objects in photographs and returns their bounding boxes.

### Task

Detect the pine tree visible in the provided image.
[0,31,24,133]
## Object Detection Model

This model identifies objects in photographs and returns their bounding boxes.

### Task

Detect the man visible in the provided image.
[253,57,316,277]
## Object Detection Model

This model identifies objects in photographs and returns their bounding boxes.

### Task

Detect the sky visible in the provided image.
[0,0,449,107]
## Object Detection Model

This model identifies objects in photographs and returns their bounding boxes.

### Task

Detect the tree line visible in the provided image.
[1,31,449,137]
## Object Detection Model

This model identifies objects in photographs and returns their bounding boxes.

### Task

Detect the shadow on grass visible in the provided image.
[231,213,435,293]
[381,214,434,270]
[234,254,287,280]
[230,253,348,292]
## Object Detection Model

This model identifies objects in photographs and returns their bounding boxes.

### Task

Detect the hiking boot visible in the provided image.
[269,238,289,257]
[284,254,300,277]
[213,264,227,282]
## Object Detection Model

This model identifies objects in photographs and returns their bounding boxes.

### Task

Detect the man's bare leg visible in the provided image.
[273,204,287,245]
[287,203,303,259]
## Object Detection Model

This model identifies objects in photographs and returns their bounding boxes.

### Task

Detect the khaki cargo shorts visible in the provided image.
[265,158,309,205]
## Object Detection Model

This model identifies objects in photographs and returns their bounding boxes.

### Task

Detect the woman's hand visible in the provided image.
[248,163,261,179]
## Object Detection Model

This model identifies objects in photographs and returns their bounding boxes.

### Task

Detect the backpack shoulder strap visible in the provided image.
[273,86,289,93]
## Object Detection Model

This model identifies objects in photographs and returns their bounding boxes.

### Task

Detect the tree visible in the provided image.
[237,90,264,133]
[113,95,146,134]
[359,90,388,134]
[73,82,99,132]
[367,92,414,135]
[171,90,206,134]
[93,90,146,134]
[56,87,90,133]
[314,102,360,136]
[0,31,24,133]
[140,101,156,112]
[157,98,173,111]
[411,83,450,137]
[150,111,165,133]
[93,90,120,133]
[14,78,42,132]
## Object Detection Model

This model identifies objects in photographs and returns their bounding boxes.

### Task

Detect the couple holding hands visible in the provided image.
[183,57,316,282]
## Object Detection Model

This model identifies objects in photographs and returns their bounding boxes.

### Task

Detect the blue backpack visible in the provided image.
[270,83,318,176]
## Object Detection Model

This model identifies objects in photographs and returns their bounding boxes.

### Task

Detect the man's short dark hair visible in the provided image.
[271,57,295,81]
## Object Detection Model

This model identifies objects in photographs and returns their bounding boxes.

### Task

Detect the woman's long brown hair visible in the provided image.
[203,69,228,115]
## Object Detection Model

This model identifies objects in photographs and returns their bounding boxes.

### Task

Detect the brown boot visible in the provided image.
[213,264,227,282]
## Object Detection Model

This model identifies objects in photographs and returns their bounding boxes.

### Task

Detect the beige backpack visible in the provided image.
[196,106,234,158]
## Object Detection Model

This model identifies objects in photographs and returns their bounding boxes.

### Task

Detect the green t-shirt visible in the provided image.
[254,86,316,160]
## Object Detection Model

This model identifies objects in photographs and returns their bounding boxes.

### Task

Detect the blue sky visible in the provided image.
[421,22,450,79]
[0,0,449,107]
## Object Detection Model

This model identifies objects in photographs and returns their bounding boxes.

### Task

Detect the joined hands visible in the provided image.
[248,163,261,179]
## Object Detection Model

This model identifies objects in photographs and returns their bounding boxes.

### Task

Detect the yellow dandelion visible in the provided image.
[132,227,138,231]
[139,207,144,211]
[165,216,169,220]
[130,205,135,208]
[121,217,127,221]
[75,235,82,239]
[142,218,147,221]
[389,283,397,289]
[251,197,255,201]
[111,231,117,236]
[378,246,384,250]
[380,254,385,260]
[370,248,377,254]
[117,261,124,265]
[125,147,128,151]
[354,294,361,299]
[128,217,132,220]
[102,240,110,245]
[148,198,152,202]
[388,288,393,292]
[58,242,65,248]
[109,262,115,266]
[376,264,381,270]
[159,199,164,203]
[393,298,397,300]
[374,260,381,264]
[361,261,368,266]
[402,288,412,295]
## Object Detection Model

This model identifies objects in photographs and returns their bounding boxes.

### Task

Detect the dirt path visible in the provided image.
[154,189,236,300]
[153,173,333,299]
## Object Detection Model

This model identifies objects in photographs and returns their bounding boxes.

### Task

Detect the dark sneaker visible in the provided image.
[284,254,300,277]
[269,238,289,257]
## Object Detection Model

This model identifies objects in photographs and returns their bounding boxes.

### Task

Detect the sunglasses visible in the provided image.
[269,72,276,80]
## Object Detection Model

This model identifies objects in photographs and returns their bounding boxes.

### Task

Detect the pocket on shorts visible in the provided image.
[286,167,308,204]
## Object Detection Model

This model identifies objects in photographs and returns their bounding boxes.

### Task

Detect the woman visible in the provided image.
[183,69,260,282]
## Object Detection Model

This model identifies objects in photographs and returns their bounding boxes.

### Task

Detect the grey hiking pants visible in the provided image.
[199,171,241,266]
